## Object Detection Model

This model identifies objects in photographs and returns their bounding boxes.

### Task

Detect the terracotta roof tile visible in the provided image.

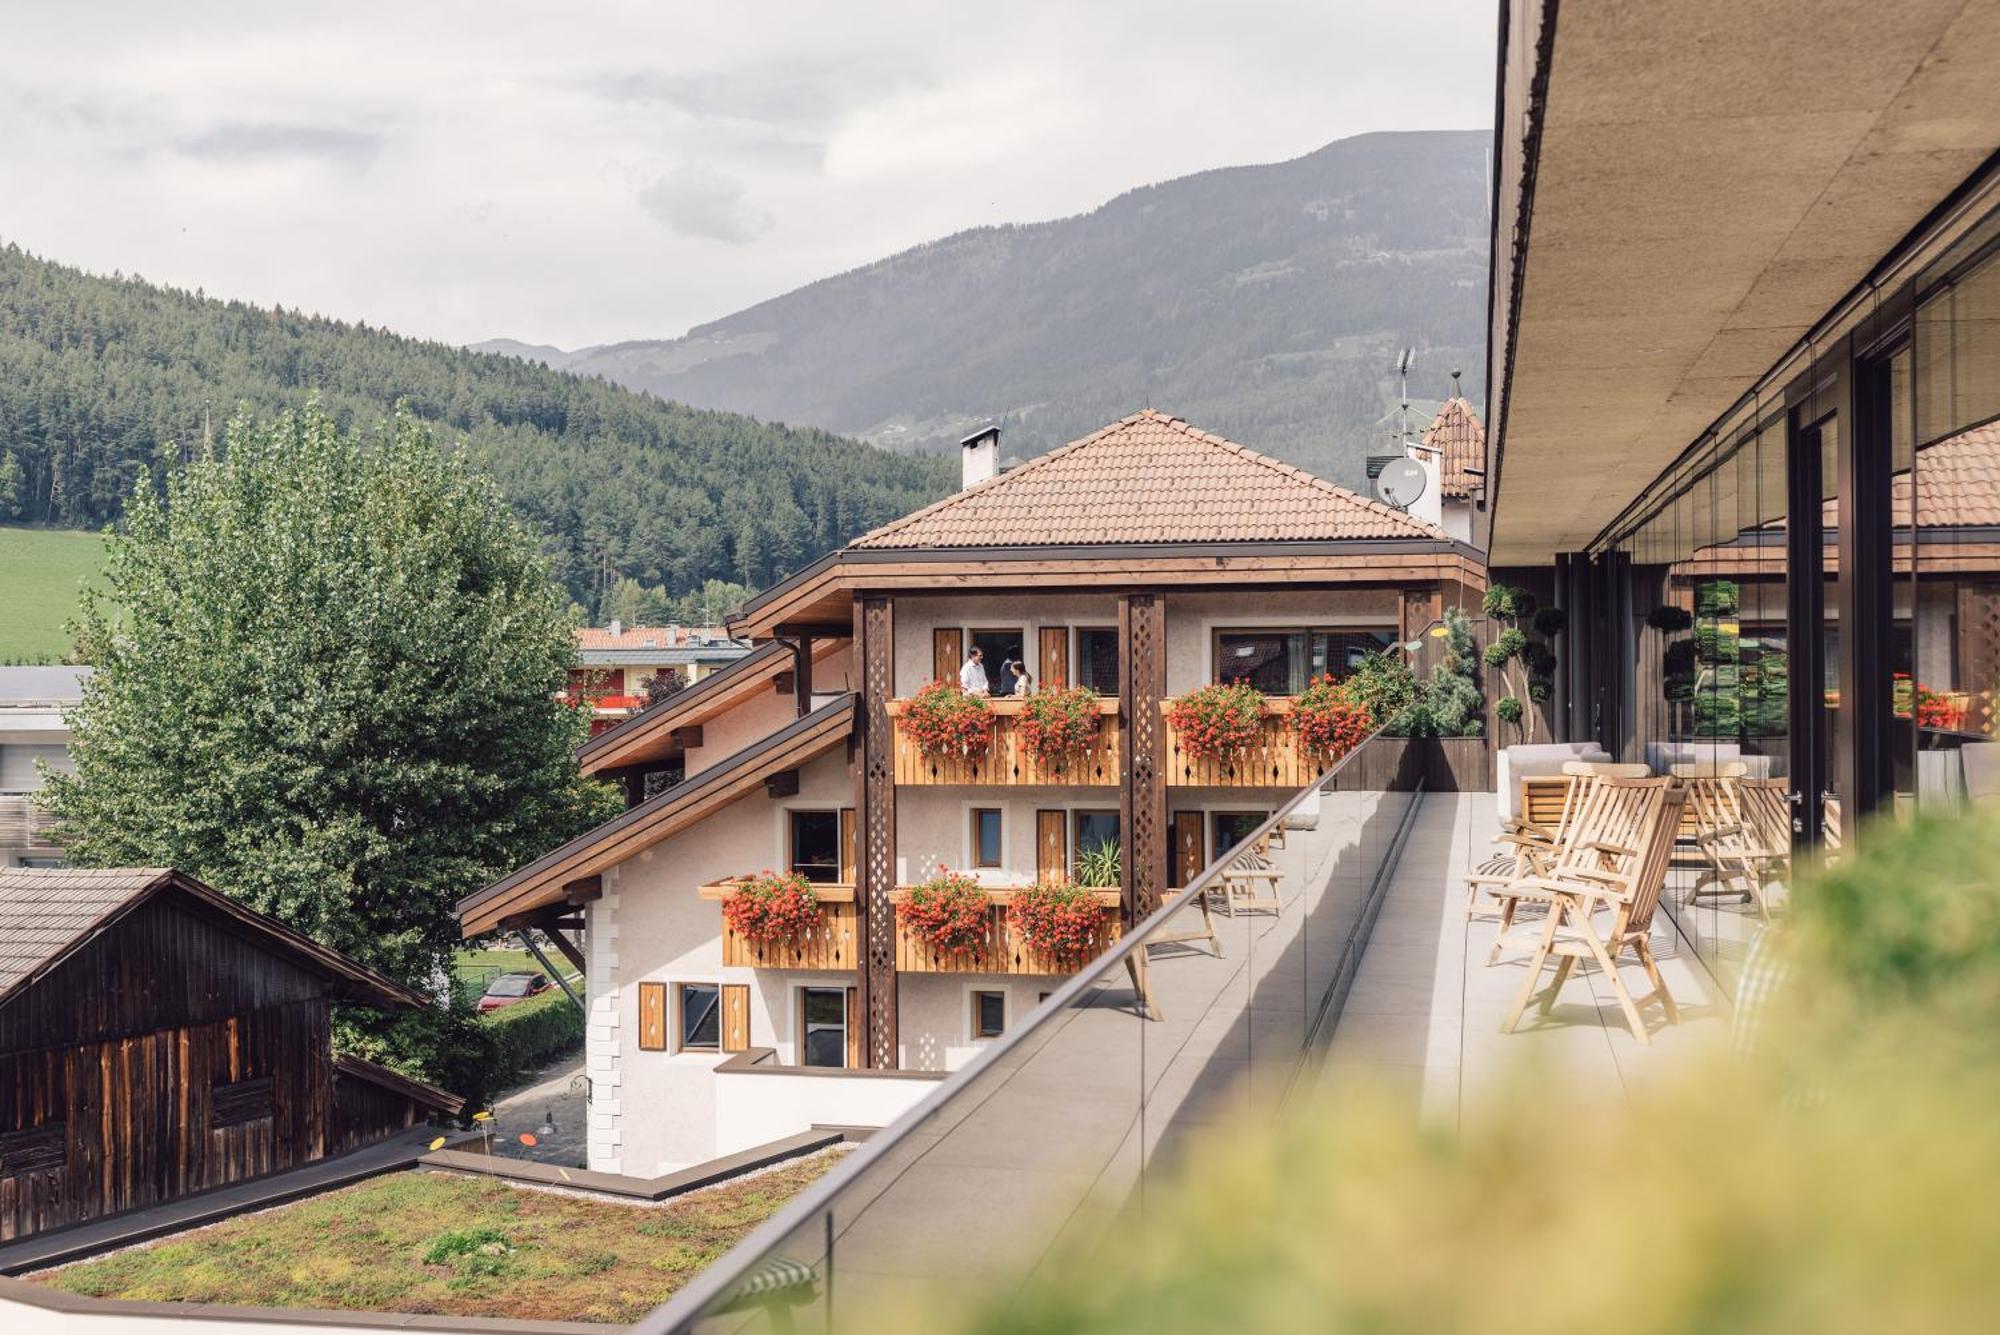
[1905,423,2000,528]
[850,409,1445,549]
[1421,397,1486,500]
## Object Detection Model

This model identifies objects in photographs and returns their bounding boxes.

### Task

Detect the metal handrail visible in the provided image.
[637,704,1425,1334]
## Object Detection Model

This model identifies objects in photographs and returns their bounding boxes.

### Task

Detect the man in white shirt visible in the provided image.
[959,647,989,695]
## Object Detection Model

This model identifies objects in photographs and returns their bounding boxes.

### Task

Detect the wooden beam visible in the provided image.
[1119,593,1169,922]
[771,621,853,638]
[563,875,603,906]
[535,918,588,975]
[857,594,899,1069]
[793,634,814,718]
[774,671,795,694]
[668,725,704,748]
[764,769,800,798]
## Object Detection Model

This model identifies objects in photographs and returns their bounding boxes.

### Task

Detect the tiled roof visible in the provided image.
[0,867,168,998]
[1421,397,1486,500]
[1905,423,2000,527]
[575,626,736,651]
[849,409,1445,549]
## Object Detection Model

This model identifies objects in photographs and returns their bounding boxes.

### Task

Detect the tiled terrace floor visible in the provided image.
[1318,791,1736,1123]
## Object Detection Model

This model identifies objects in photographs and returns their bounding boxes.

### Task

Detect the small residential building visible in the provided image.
[460,410,1484,1174]
[1418,395,1486,544]
[0,667,86,869]
[567,625,752,735]
[0,867,459,1242]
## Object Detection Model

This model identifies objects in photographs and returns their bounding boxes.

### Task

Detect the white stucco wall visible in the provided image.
[893,592,1121,697]
[713,1068,937,1156]
[897,973,1055,1072]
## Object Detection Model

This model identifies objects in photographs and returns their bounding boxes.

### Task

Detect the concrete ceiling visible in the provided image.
[1487,0,2000,564]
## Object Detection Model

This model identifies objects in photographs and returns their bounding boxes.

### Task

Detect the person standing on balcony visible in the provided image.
[960,646,989,695]
[1011,664,1034,697]
[995,657,1019,697]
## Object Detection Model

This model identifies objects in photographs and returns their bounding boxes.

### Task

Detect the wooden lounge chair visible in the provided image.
[1212,831,1283,917]
[1739,778,1794,881]
[1469,762,1650,938]
[1677,763,1780,922]
[1498,778,1684,1043]
[1463,772,1589,918]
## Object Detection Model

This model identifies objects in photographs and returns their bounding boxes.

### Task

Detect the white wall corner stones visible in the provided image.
[584,887,624,1173]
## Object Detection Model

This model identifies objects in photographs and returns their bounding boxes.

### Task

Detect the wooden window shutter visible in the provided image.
[845,987,861,1068]
[1171,810,1205,889]
[1036,809,1067,884]
[720,984,750,1053]
[1039,627,1069,690]
[933,628,963,684]
[839,808,857,883]
[637,982,667,1052]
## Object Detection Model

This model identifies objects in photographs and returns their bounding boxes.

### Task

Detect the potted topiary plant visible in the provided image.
[721,871,823,946]
[1018,685,1101,768]
[1165,682,1266,761]
[900,870,992,956]
[901,679,995,757]
[1009,880,1105,968]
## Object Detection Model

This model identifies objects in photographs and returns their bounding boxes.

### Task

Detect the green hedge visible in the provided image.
[484,986,585,1083]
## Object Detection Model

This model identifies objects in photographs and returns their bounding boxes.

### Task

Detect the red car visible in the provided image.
[478,970,553,1012]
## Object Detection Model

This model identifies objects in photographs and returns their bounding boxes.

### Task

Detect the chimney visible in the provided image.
[960,424,1000,489]
[667,623,682,644]
[608,619,622,638]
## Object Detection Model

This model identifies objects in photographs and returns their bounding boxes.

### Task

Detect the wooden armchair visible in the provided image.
[1677,763,1781,921]
[1467,762,1649,934]
[1496,778,1684,1043]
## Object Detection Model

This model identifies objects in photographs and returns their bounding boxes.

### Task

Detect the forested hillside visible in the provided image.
[481,130,1489,487]
[0,244,954,610]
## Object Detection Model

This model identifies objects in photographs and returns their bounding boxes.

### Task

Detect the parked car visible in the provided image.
[478,970,553,1012]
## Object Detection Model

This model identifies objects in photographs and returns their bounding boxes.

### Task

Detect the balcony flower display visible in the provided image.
[1291,674,1374,762]
[720,871,823,946]
[1009,880,1105,967]
[1165,682,1266,761]
[902,680,995,757]
[1018,685,1101,764]
[1893,673,1966,731]
[901,870,992,955]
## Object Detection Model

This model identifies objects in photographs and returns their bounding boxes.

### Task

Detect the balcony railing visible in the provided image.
[1161,698,1331,788]
[699,879,859,970]
[887,696,1122,786]
[644,718,1429,1335]
[888,886,1122,975]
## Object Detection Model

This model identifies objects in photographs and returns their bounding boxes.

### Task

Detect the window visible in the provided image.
[1210,811,1272,858]
[971,807,1004,868]
[1214,628,1397,694]
[970,989,1007,1040]
[789,810,841,883]
[1072,809,1120,869]
[678,983,720,1051]
[1076,627,1120,694]
[970,628,1027,691]
[800,987,848,1068]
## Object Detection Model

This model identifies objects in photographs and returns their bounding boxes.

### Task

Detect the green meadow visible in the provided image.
[0,525,105,662]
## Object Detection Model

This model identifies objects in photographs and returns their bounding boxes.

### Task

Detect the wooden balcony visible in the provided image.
[1161,698,1327,788]
[700,879,859,970]
[888,886,1122,975]
[887,697,1122,786]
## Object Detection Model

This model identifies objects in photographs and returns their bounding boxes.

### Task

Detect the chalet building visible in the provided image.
[459,410,1484,1174]
[0,867,459,1242]
[567,625,752,736]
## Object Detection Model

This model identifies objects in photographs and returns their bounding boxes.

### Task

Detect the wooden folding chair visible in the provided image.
[1470,762,1650,940]
[1498,779,1684,1043]
[1677,763,1780,922]
[1738,777,1795,881]
[1463,772,1590,918]
[1212,831,1282,917]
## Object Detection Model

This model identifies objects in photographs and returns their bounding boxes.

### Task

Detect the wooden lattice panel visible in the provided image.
[1121,594,1169,919]
[858,595,900,1068]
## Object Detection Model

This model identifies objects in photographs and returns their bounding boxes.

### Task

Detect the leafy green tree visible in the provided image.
[42,404,619,1098]
[0,449,23,519]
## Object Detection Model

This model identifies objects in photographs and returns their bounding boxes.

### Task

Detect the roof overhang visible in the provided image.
[576,637,848,776]
[1485,0,2000,565]
[728,540,1487,639]
[460,694,857,936]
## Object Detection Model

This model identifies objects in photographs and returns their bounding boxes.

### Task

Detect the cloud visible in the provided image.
[638,163,772,244]
[178,122,384,170]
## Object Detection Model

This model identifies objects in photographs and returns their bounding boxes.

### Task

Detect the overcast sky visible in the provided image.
[2,1,1493,350]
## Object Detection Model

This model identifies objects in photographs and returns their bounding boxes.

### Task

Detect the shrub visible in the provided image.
[1494,695,1524,725]
[1010,881,1105,966]
[1344,650,1418,725]
[483,986,584,1086]
[1648,604,1695,632]
[1075,839,1121,889]
[902,871,992,955]
[902,680,994,757]
[721,872,823,946]
[1166,683,1266,761]
[1291,674,1374,762]
[1018,686,1101,764]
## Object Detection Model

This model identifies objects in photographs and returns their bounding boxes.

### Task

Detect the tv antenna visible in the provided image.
[1393,347,1416,445]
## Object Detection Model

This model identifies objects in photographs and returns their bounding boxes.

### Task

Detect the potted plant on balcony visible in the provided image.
[1009,880,1105,968]
[901,870,992,956]
[902,680,995,757]
[1291,674,1374,763]
[1165,682,1266,761]
[721,871,823,946]
[1019,685,1102,770]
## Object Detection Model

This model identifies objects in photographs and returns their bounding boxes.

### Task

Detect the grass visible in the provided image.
[34,1153,844,1324]
[0,525,106,662]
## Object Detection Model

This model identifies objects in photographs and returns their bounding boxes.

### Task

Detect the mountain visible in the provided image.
[468,337,587,371]
[0,243,955,613]
[485,130,1490,488]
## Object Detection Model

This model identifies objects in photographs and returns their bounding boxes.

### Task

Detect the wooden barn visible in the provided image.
[0,867,460,1242]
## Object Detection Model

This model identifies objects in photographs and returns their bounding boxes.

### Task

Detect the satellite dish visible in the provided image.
[1376,458,1428,510]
